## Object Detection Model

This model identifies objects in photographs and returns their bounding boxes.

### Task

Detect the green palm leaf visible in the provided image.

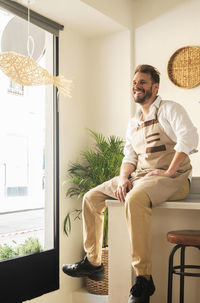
[64,129,124,246]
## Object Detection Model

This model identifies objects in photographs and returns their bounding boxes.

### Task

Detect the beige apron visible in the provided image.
[95,106,192,206]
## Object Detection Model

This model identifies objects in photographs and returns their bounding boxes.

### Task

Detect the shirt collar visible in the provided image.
[152,95,162,109]
[136,95,162,124]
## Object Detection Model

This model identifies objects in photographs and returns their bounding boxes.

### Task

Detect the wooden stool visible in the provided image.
[167,230,200,303]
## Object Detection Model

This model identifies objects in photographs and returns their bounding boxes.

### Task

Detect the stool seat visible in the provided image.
[167,229,200,303]
[167,230,200,246]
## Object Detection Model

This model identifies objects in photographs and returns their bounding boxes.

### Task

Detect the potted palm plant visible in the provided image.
[64,129,124,294]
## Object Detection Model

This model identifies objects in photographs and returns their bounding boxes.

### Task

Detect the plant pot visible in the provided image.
[85,247,108,295]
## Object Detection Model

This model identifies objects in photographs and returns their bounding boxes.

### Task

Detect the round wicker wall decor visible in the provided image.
[167,46,200,89]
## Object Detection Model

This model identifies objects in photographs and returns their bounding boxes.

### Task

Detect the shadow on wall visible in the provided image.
[82,0,192,29]
[133,0,192,28]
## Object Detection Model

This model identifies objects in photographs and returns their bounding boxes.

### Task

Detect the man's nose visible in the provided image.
[134,82,142,89]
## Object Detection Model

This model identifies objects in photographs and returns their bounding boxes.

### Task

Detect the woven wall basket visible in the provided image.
[85,247,108,295]
[167,46,200,89]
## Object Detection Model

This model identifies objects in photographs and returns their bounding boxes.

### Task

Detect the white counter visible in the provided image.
[106,177,200,303]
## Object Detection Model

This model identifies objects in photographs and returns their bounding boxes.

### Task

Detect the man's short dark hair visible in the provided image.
[134,64,160,84]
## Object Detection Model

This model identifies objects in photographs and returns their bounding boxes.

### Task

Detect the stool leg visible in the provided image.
[180,245,185,303]
[168,244,181,303]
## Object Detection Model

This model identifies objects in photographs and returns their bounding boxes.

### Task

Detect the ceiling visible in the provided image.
[14,0,125,37]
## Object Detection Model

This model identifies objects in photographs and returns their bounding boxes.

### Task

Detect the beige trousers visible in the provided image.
[82,179,190,275]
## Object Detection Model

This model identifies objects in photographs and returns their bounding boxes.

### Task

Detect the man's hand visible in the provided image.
[114,177,133,203]
[115,162,135,202]
[145,169,173,178]
[146,152,187,178]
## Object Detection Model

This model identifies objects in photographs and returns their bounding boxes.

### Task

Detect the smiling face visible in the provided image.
[132,72,159,105]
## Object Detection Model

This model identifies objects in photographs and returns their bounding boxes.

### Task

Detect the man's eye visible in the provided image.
[133,81,147,85]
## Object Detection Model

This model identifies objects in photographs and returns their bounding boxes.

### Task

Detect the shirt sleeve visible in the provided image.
[165,102,199,155]
[122,121,138,166]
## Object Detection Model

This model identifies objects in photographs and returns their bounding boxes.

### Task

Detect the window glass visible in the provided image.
[0,8,55,261]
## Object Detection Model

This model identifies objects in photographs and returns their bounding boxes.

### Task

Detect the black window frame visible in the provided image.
[0,2,62,302]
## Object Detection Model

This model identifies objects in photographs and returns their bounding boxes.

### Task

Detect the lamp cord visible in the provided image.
[27,0,34,58]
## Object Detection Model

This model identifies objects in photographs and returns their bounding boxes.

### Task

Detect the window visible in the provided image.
[8,80,24,96]
[0,2,62,302]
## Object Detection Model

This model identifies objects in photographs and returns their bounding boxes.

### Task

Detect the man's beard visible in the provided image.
[134,87,153,104]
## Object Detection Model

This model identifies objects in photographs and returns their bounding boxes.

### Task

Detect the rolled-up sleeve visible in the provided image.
[167,103,199,155]
[122,121,138,166]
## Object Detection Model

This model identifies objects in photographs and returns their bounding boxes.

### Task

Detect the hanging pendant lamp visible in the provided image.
[0,0,72,97]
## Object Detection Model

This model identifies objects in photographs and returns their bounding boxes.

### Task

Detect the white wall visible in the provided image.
[30,4,131,303]
[134,0,200,176]
[31,22,131,303]
[87,30,131,138]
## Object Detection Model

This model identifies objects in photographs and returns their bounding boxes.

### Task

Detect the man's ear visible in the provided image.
[153,82,159,93]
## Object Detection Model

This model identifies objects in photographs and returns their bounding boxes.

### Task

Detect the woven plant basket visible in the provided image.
[85,247,108,295]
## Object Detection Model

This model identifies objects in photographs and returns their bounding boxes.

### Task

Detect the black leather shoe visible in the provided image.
[62,256,104,281]
[128,276,155,303]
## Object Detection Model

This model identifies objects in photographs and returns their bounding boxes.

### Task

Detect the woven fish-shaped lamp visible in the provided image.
[0,52,72,97]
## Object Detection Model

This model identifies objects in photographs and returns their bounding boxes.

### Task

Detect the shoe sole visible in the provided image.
[128,295,150,303]
[62,268,105,281]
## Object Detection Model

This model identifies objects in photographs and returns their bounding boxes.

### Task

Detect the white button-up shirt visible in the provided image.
[122,95,199,167]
